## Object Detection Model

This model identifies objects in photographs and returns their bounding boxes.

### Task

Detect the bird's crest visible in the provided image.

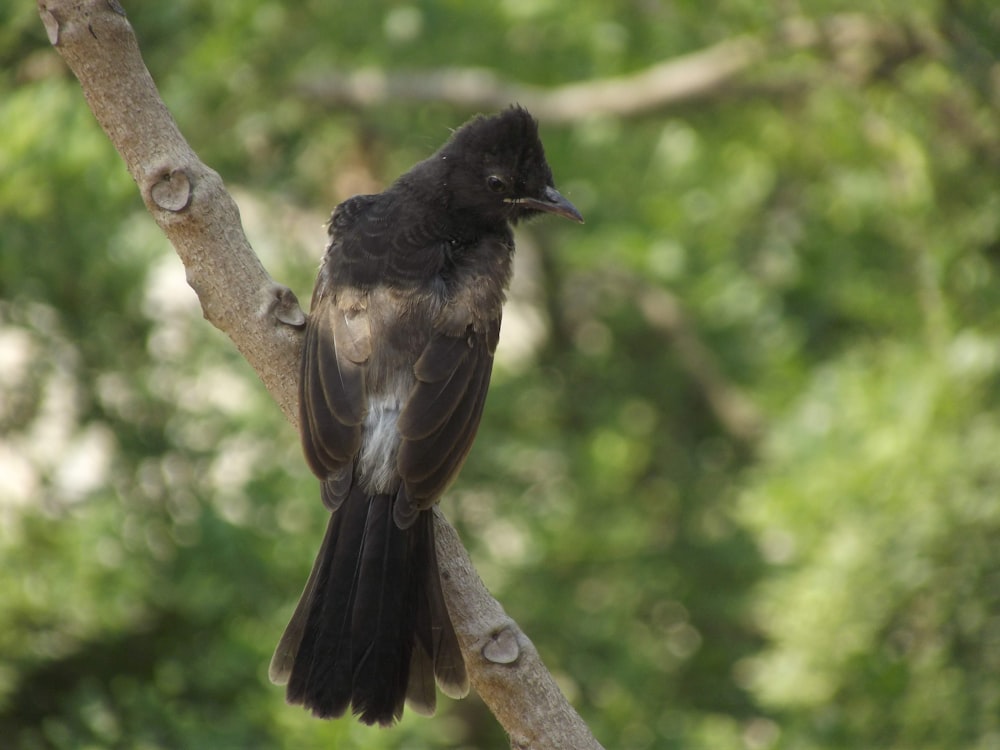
[443,105,546,170]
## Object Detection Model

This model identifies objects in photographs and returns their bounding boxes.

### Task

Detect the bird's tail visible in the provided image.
[268,484,468,726]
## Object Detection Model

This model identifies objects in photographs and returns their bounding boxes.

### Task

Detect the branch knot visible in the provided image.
[482,626,521,664]
[150,167,193,212]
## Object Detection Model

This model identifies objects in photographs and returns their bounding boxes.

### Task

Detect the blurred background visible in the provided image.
[3,1,1000,748]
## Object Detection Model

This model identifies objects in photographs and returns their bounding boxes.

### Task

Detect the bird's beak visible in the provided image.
[516,186,585,223]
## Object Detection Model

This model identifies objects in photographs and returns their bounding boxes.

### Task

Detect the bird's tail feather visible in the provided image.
[269,483,467,726]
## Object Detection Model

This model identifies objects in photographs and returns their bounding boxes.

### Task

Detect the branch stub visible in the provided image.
[151,167,193,212]
[268,282,307,327]
[40,6,60,45]
[482,627,520,664]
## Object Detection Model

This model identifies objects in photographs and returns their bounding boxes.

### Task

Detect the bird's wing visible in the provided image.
[396,314,501,510]
[300,292,372,512]
[300,193,394,509]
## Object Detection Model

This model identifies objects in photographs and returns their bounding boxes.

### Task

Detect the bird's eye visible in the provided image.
[486,175,507,193]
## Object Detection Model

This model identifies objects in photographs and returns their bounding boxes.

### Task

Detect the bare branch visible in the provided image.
[38,0,304,423]
[38,1,603,746]
[635,284,765,446]
[299,14,935,120]
[434,511,603,750]
[299,36,765,122]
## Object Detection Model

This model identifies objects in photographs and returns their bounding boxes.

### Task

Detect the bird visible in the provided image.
[268,105,583,727]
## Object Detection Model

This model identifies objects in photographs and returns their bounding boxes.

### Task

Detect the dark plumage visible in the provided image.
[269,106,583,726]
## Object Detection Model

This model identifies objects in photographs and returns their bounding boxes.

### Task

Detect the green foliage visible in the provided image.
[3,1,1000,748]
[741,345,1000,748]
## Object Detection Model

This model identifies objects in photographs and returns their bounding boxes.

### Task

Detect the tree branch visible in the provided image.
[37,1,602,747]
[434,511,603,749]
[299,14,934,120]
[39,0,304,423]
[299,36,765,122]
[634,282,764,447]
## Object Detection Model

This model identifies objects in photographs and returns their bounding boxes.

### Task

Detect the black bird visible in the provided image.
[269,106,583,727]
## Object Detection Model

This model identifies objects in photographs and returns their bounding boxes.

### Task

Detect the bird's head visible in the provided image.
[438,106,583,227]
